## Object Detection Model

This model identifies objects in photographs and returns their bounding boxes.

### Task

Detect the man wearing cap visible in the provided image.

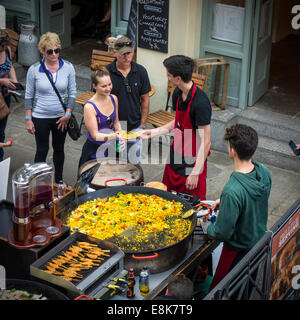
[106,36,151,165]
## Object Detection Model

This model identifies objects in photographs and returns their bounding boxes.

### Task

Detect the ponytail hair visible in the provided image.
[90,65,110,85]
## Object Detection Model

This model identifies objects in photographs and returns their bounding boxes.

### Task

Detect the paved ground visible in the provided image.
[2,98,300,230]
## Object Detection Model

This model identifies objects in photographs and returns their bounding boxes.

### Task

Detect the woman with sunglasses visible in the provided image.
[0,30,18,162]
[25,32,76,183]
[78,67,124,169]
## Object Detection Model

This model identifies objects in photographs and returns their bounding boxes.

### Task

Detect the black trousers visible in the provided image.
[33,117,67,183]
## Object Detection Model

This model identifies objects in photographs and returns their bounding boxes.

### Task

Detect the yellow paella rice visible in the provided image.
[66,193,192,251]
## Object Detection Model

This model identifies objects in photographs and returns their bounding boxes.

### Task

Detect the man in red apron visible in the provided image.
[140,55,211,200]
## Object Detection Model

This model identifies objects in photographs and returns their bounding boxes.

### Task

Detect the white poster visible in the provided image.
[212,3,245,45]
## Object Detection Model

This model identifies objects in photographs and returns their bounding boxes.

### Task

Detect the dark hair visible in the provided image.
[163,55,194,83]
[167,274,194,300]
[91,67,110,85]
[0,30,10,47]
[224,124,258,160]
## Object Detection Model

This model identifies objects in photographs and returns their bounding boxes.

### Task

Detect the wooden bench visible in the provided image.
[146,73,207,128]
[90,49,115,71]
[76,85,156,106]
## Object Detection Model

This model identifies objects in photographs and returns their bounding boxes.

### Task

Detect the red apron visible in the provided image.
[162,84,208,201]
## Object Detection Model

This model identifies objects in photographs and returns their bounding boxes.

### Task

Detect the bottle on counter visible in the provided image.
[116,137,122,153]
[57,180,67,199]
[139,266,150,296]
[126,267,136,298]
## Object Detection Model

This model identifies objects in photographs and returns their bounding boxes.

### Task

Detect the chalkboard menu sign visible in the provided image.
[127,0,138,47]
[138,0,169,53]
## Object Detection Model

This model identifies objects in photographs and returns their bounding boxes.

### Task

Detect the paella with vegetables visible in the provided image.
[66,193,192,252]
[116,130,140,140]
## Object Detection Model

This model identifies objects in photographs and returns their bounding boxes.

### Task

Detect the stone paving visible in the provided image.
[2,98,300,230]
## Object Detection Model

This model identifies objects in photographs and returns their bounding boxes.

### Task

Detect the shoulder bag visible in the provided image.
[40,60,81,141]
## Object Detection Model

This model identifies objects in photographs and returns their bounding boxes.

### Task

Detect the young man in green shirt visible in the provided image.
[205,124,272,292]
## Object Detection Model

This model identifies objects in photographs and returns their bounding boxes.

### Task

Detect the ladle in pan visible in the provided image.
[182,202,217,219]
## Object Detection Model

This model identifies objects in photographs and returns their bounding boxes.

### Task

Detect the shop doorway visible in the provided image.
[200,0,299,116]
[71,0,111,43]
[65,0,112,66]
[200,0,274,109]
[254,1,300,117]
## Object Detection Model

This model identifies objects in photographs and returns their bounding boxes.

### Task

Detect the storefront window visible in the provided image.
[211,0,246,45]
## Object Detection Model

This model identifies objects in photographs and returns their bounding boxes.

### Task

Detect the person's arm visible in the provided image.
[65,63,77,112]
[112,95,122,132]
[112,95,126,149]
[296,144,300,157]
[186,124,211,190]
[138,65,151,128]
[0,48,16,90]
[24,66,35,134]
[139,119,175,140]
[0,140,12,148]
[140,92,149,128]
[207,193,240,242]
[7,47,17,84]
[56,64,77,132]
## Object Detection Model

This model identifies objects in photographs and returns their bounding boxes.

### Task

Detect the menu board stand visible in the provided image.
[127,0,138,48]
[137,0,169,53]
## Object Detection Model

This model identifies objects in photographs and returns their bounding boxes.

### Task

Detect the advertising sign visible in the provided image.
[269,209,300,300]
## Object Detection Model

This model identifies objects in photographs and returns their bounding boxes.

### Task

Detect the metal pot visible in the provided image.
[4,279,69,300]
[17,22,40,66]
[60,186,196,274]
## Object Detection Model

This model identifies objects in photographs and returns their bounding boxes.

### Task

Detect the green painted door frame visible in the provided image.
[1,0,40,26]
[2,0,71,49]
[248,0,274,106]
[40,0,71,49]
[200,0,255,109]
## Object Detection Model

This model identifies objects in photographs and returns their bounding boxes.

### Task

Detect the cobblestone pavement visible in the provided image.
[3,98,300,229]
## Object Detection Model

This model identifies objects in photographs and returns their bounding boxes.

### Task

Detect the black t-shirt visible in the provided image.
[172,83,211,130]
[106,60,151,131]
[169,83,211,176]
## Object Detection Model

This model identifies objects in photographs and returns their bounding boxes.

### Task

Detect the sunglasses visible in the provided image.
[106,116,114,129]
[115,41,132,48]
[46,48,60,55]
[123,78,131,93]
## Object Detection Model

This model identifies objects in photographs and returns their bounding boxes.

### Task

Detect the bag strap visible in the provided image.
[40,60,66,111]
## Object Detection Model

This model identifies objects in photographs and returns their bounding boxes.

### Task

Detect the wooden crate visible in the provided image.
[194,57,230,110]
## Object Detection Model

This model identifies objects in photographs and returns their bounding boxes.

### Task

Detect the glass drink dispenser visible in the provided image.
[11,163,53,243]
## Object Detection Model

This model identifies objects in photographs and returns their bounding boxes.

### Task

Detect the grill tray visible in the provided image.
[30,231,124,294]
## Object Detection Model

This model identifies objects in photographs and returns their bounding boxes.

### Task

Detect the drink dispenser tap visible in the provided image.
[8,162,63,248]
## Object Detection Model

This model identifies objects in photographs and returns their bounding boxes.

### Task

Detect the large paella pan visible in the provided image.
[60,186,197,273]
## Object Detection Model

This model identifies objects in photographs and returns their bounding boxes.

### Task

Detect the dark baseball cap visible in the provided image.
[114,36,134,55]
